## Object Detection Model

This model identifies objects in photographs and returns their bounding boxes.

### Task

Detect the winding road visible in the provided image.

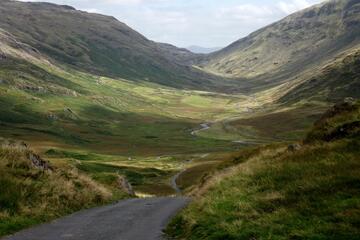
[2,197,189,240]
[2,124,214,240]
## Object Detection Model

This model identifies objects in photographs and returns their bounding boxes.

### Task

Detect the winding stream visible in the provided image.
[191,123,211,136]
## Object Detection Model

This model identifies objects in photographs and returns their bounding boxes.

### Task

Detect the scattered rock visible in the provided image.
[27,152,53,172]
[117,175,135,196]
[23,85,45,93]
[288,143,302,152]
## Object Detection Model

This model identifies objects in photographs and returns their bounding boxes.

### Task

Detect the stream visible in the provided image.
[191,123,211,136]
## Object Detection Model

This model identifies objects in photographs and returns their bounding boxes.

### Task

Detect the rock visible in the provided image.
[343,97,356,104]
[288,143,302,152]
[23,85,45,93]
[27,152,53,172]
[117,175,135,196]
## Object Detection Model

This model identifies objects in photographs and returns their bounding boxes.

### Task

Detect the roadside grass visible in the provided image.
[168,138,360,240]
[0,144,129,237]
[176,162,219,192]
[167,101,360,240]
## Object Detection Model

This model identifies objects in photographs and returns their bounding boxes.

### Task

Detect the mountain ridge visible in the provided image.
[197,0,360,85]
[0,0,237,91]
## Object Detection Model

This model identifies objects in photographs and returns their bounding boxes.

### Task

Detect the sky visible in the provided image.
[21,0,326,48]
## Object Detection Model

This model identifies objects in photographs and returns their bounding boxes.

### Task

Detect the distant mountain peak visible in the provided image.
[187,46,222,54]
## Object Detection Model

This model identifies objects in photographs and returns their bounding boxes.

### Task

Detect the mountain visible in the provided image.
[198,0,360,84]
[0,0,360,237]
[187,46,222,54]
[0,0,234,91]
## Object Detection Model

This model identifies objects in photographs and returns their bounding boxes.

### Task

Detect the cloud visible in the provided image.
[276,0,319,14]
[217,4,275,22]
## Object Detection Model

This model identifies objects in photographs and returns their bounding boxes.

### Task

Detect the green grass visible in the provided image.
[0,144,129,237]
[0,54,342,198]
[167,100,360,240]
[1,2,359,238]
[0,57,242,156]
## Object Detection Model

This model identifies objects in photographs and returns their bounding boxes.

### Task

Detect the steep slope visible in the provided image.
[168,99,360,239]
[279,46,360,104]
[0,0,231,90]
[199,0,360,83]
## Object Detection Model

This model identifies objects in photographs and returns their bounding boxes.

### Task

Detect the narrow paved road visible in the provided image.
[2,197,189,240]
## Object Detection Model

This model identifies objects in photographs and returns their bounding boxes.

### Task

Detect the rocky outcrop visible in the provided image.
[21,85,46,93]
[27,152,53,172]
[2,139,53,172]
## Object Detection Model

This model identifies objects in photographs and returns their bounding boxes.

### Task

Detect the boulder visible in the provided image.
[27,152,53,172]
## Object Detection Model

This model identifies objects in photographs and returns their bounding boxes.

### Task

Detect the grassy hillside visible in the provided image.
[199,0,360,84]
[0,0,237,91]
[0,140,130,237]
[0,1,359,237]
[279,46,360,104]
[0,33,249,196]
[1,0,358,198]
[167,100,360,240]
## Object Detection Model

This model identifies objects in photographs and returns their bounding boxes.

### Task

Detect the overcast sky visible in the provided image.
[21,0,325,48]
